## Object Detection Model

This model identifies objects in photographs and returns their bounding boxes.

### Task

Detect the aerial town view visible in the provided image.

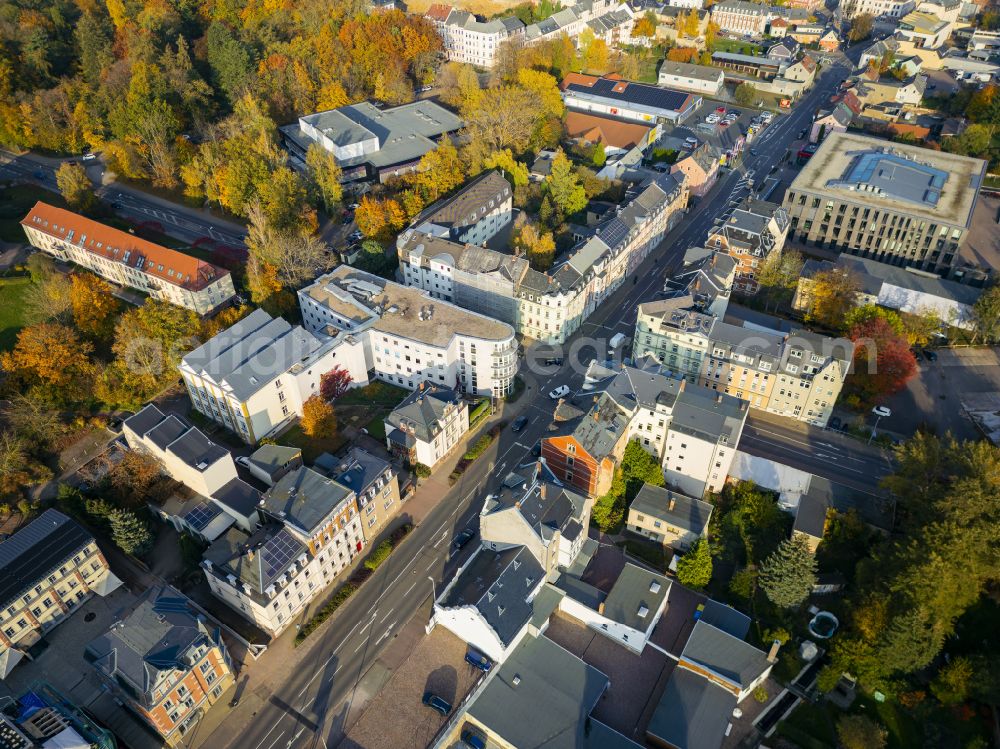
[2,0,1000,746]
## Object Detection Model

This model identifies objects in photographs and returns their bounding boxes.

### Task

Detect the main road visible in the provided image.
[200,51,881,749]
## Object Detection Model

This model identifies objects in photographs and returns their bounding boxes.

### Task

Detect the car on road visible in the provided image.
[544,357,563,366]
[511,415,529,432]
[452,528,475,552]
[465,650,493,672]
[235,456,251,468]
[531,441,541,458]
[923,349,938,362]
[749,148,758,157]
[420,85,434,92]
[549,385,571,399]
[82,153,97,161]
[348,202,360,210]
[422,692,451,716]
[872,405,892,418]
[798,129,807,139]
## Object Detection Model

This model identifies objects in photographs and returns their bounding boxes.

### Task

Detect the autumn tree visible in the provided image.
[305,144,344,215]
[201,305,253,340]
[301,395,336,439]
[320,366,353,401]
[355,195,407,241]
[837,715,886,749]
[734,82,758,106]
[2,393,63,449]
[23,268,72,324]
[0,431,52,502]
[756,250,803,311]
[667,47,697,63]
[483,149,530,187]
[545,149,587,221]
[676,538,713,588]
[55,162,96,210]
[802,268,861,329]
[0,323,95,404]
[407,140,465,203]
[512,219,556,271]
[846,316,917,407]
[848,13,874,42]
[682,9,701,36]
[633,11,657,37]
[70,274,121,339]
[245,201,332,298]
[105,451,175,508]
[463,86,538,165]
[759,535,817,608]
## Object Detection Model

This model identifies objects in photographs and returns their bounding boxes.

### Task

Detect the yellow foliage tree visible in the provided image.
[0,323,95,403]
[408,140,465,202]
[683,9,701,36]
[516,68,565,119]
[803,269,861,329]
[301,395,336,438]
[513,220,556,271]
[70,273,121,338]
[483,149,529,187]
[355,195,407,240]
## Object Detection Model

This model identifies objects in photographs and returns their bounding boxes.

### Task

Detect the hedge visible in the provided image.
[294,582,359,644]
[364,540,393,570]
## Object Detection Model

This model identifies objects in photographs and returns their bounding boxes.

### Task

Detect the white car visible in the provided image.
[81,153,97,161]
[706,115,720,124]
[235,456,251,468]
[549,385,571,400]
[872,406,892,418]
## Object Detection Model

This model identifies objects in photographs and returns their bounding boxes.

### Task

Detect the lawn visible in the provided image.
[0,183,68,242]
[619,536,670,573]
[0,277,32,351]
[279,422,346,463]
[712,38,764,55]
[339,381,409,407]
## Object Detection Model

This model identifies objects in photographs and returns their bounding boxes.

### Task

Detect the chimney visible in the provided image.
[539,483,547,500]
[246,548,255,561]
[668,498,676,512]
[767,639,781,663]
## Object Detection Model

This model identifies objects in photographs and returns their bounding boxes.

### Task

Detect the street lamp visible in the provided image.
[868,405,891,445]
[427,576,437,602]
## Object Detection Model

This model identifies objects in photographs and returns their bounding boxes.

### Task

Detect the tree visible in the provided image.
[634,11,657,37]
[516,68,564,120]
[320,366,353,401]
[683,8,700,37]
[620,440,665,501]
[837,715,886,749]
[0,431,52,502]
[355,195,407,241]
[512,219,556,271]
[676,538,713,588]
[591,469,626,532]
[301,395,336,438]
[462,86,537,163]
[756,250,802,311]
[846,316,917,406]
[2,393,63,448]
[0,323,95,404]
[55,162,96,211]
[109,509,153,556]
[592,142,606,168]
[734,82,757,106]
[931,656,973,705]
[201,305,253,340]
[545,149,587,220]
[667,47,697,63]
[245,201,332,292]
[106,451,174,508]
[305,143,343,214]
[848,13,874,42]
[70,273,121,338]
[803,268,860,329]
[483,149,530,187]
[408,140,465,202]
[759,535,817,608]
[970,285,1000,343]
[23,270,72,324]
[705,21,719,50]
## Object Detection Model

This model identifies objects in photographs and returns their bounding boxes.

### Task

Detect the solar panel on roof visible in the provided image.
[261,529,301,580]
[183,502,220,532]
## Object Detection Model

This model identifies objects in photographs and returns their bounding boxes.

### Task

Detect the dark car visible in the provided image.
[799,129,807,139]
[461,729,487,749]
[422,692,451,716]
[531,441,541,458]
[511,415,529,432]
[749,148,758,157]
[544,357,564,366]
[465,649,492,672]
[452,528,475,552]
[924,349,938,362]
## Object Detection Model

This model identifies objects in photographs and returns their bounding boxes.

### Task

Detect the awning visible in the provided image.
[0,647,25,679]
[91,572,124,597]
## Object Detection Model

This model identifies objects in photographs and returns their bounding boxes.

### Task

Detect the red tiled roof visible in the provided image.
[426,3,453,21]
[21,201,229,292]
[565,111,653,150]
[560,72,600,91]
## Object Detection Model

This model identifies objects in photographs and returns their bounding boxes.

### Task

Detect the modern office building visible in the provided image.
[20,203,234,315]
[0,510,122,678]
[783,132,987,275]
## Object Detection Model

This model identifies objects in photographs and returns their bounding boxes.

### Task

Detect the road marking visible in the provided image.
[403,580,417,597]
[376,624,395,645]
[354,640,366,653]
[254,724,284,749]
[264,732,285,749]
[296,611,377,695]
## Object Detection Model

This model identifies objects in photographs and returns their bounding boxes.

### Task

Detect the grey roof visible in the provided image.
[441,547,543,647]
[248,444,302,477]
[587,357,686,414]
[712,51,783,67]
[145,414,187,451]
[840,255,983,306]
[204,524,306,595]
[166,427,229,471]
[637,296,716,338]
[123,404,166,439]
[646,666,737,749]
[659,60,724,83]
[708,320,784,364]
[324,447,393,507]
[825,147,951,208]
[212,477,262,518]
[669,386,746,446]
[681,620,772,690]
[665,249,737,309]
[601,562,670,631]
[86,586,215,699]
[489,478,589,546]
[562,77,699,118]
[413,170,510,235]
[713,0,775,14]
[260,467,354,536]
[385,385,463,443]
[465,633,613,749]
[794,492,828,538]
[630,484,713,534]
[561,391,630,460]
[699,599,751,640]
[0,509,93,609]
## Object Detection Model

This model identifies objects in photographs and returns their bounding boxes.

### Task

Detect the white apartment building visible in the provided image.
[843,0,914,17]
[658,61,726,96]
[21,202,234,315]
[179,308,369,444]
[384,386,469,469]
[426,4,525,68]
[664,388,746,497]
[410,170,513,247]
[299,266,518,398]
[203,467,363,636]
[399,171,689,344]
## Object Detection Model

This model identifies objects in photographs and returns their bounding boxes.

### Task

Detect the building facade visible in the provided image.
[627,483,713,549]
[325,448,401,544]
[843,0,914,16]
[0,510,121,678]
[384,386,469,469]
[706,196,790,294]
[710,1,778,34]
[657,60,726,95]
[426,4,525,68]
[21,202,234,315]
[85,587,234,745]
[783,132,987,275]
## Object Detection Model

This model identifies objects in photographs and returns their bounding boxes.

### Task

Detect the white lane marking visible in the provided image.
[403,581,417,597]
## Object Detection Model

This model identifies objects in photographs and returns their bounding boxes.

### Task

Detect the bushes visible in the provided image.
[295,582,359,644]
[469,399,491,429]
[463,433,495,461]
[412,463,432,478]
[365,540,393,570]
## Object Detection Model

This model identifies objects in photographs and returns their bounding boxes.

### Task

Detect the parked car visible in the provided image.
[235,456,251,468]
[715,106,726,114]
[511,415,529,432]
[82,153,97,161]
[923,349,938,362]
[531,441,541,458]
[872,405,892,418]
[544,357,563,366]
[465,649,493,672]
[608,332,627,352]
[549,385,571,399]
[452,528,475,552]
[420,85,434,92]
[461,729,487,749]
[422,692,451,716]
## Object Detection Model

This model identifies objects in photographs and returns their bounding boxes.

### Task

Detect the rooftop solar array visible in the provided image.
[827,149,949,207]
[261,527,302,581]
[183,501,222,532]
[567,78,693,113]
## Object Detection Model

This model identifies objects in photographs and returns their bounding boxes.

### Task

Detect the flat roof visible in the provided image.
[260,467,354,535]
[789,132,986,228]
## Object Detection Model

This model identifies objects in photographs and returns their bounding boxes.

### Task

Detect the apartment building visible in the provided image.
[0,510,121,678]
[663,247,738,319]
[323,447,401,544]
[561,73,702,125]
[710,0,779,35]
[384,385,468,469]
[410,170,513,247]
[706,196,790,294]
[21,203,234,315]
[299,266,518,398]
[85,587,234,745]
[398,171,689,344]
[670,143,720,197]
[663,387,746,496]
[635,296,717,381]
[203,467,362,635]
[426,4,525,68]
[281,100,463,184]
[783,132,987,275]
[179,308,369,444]
[843,0,914,17]
[627,483,713,550]
[658,60,725,96]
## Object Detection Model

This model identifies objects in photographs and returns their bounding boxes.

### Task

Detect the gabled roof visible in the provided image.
[385,385,464,444]
[204,524,307,595]
[680,620,772,690]
[413,170,511,233]
[558,391,630,461]
[646,667,737,749]
[630,483,713,534]
[601,562,670,631]
[260,467,354,537]
[425,2,452,20]
[565,111,654,150]
[487,473,589,545]
[21,202,229,292]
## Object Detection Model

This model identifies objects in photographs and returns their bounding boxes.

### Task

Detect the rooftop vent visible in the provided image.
[512,674,521,686]
[650,581,661,594]
[638,604,649,618]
